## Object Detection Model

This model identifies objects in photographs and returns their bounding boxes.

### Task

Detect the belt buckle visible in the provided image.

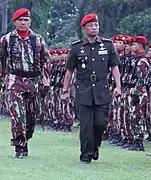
[90,74,96,81]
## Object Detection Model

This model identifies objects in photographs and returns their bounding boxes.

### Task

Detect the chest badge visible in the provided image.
[82,63,86,69]
[98,43,108,55]
[98,50,108,55]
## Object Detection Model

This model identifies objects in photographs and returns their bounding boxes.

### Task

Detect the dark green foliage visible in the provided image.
[1,0,151,46]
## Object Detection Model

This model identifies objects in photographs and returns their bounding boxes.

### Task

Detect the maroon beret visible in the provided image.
[132,36,148,44]
[81,13,98,27]
[123,36,133,44]
[12,8,30,20]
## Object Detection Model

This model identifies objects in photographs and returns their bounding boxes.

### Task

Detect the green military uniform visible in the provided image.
[66,36,120,163]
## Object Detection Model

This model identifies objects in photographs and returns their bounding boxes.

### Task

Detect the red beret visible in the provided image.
[56,49,62,55]
[53,49,57,54]
[113,35,130,41]
[12,8,30,21]
[123,36,132,44]
[132,36,147,44]
[111,36,116,42]
[81,13,98,27]
[49,49,54,55]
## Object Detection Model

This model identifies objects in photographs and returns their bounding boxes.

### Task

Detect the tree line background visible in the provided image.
[0,0,151,48]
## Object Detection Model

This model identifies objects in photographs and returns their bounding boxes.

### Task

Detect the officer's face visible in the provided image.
[83,22,99,37]
[15,17,31,31]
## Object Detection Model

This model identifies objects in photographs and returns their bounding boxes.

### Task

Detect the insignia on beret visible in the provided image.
[133,37,136,42]
[122,36,126,41]
[115,36,120,40]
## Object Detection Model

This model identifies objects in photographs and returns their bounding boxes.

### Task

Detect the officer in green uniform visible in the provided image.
[61,13,121,164]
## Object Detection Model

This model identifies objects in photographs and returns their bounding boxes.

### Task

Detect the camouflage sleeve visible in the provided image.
[0,35,8,77]
[40,36,51,87]
[134,58,149,95]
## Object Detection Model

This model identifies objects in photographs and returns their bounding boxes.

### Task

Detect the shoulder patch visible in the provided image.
[72,40,82,46]
[101,37,112,42]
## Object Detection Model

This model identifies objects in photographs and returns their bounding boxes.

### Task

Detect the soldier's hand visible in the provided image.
[61,91,69,101]
[113,86,121,97]
[131,94,139,106]
[40,86,49,98]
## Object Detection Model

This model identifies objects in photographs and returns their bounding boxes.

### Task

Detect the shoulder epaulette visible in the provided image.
[72,40,82,46]
[101,37,112,42]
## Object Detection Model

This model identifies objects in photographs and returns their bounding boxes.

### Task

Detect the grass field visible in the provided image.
[0,119,151,180]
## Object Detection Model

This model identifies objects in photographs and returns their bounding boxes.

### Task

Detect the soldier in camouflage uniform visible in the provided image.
[0,8,51,158]
[117,36,135,148]
[126,36,150,151]
[42,48,75,131]
[145,45,151,141]
[108,35,125,144]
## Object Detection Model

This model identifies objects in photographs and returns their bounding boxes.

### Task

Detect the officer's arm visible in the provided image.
[111,66,121,88]
[40,36,51,87]
[109,42,121,88]
[63,70,73,92]
[62,47,76,92]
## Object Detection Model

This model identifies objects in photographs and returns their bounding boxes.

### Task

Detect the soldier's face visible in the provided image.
[83,22,99,37]
[131,43,140,53]
[15,17,31,31]
[146,49,151,59]
[114,41,124,52]
[125,44,132,54]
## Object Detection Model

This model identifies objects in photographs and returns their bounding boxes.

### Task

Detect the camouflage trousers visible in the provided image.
[130,93,147,142]
[6,90,39,147]
[145,91,151,135]
[40,87,74,130]
[123,89,133,141]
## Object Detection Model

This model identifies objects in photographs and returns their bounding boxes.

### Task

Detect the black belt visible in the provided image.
[10,70,41,78]
[77,74,99,82]
[90,74,96,82]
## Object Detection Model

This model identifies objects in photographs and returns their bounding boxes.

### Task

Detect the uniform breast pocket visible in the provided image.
[100,55,109,65]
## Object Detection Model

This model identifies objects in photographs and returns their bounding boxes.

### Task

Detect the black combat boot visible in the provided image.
[22,143,28,157]
[92,146,99,160]
[145,134,151,142]
[116,138,128,147]
[13,146,24,159]
[127,140,145,151]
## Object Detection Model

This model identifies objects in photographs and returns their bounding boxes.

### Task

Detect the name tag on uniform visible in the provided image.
[98,50,108,55]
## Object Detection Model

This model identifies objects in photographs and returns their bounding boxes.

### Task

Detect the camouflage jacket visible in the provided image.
[131,54,150,96]
[0,29,51,92]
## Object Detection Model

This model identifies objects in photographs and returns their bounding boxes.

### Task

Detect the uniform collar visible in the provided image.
[135,51,145,57]
[83,35,102,45]
[11,29,35,39]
